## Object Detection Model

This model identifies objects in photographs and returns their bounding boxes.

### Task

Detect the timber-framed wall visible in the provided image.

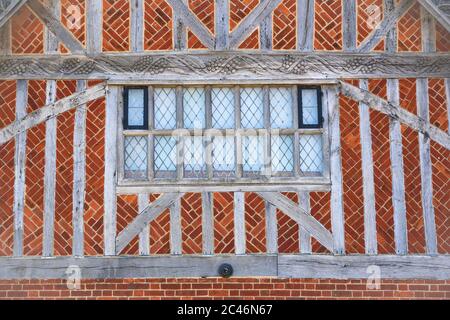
[0,0,449,297]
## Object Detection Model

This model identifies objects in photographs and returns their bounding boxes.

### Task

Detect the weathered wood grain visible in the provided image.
[297,0,314,51]
[234,192,246,255]
[343,0,357,51]
[138,194,150,255]
[202,192,214,255]
[257,192,334,252]
[130,0,144,52]
[13,79,28,257]
[265,202,278,254]
[166,0,214,49]
[86,0,102,54]
[215,0,229,50]
[417,0,450,32]
[298,192,311,254]
[1,52,449,81]
[358,79,377,255]
[0,84,106,146]
[72,80,87,257]
[104,86,119,256]
[170,198,182,255]
[115,193,184,254]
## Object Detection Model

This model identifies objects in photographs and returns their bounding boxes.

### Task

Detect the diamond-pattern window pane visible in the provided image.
[243,135,264,175]
[302,89,319,125]
[271,135,294,173]
[124,136,148,179]
[154,87,176,129]
[241,87,264,129]
[299,135,323,173]
[184,136,206,178]
[154,136,177,178]
[212,136,235,178]
[212,88,235,129]
[270,88,293,129]
[183,88,205,129]
[127,89,145,127]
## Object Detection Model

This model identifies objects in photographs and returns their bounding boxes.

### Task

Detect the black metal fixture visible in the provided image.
[218,263,233,278]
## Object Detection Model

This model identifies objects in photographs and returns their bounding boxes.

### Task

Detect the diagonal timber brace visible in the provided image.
[339,81,450,150]
[0,83,106,145]
[115,193,185,254]
[256,192,334,252]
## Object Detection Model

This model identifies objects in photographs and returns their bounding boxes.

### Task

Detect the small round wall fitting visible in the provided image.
[218,263,233,278]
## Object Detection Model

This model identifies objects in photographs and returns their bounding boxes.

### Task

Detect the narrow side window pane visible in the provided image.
[183,87,206,129]
[124,136,148,179]
[126,89,146,128]
[212,136,235,178]
[154,136,177,179]
[154,87,176,129]
[241,87,264,129]
[212,88,235,129]
[270,88,293,129]
[243,135,264,176]
[299,135,323,174]
[271,135,294,174]
[301,89,319,126]
[184,136,206,178]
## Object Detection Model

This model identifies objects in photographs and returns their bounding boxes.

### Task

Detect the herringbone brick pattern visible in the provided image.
[230,0,260,49]
[149,194,171,254]
[277,192,299,253]
[245,193,266,253]
[314,0,342,50]
[117,195,139,255]
[429,79,448,132]
[0,81,16,256]
[273,0,296,50]
[84,93,106,255]
[436,23,450,52]
[181,193,203,254]
[368,79,395,254]
[54,81,77,256]
[357,0,384,50]
[397,2,421,52]
[103,0,130,52]
[339,86,365,254]
[310,192,331,253]
[11,6,44,54]
[61,0,86,53]
[213,192,234,254]
[399,78,426,253]
[144,0,173,50]
[188,0,214,49]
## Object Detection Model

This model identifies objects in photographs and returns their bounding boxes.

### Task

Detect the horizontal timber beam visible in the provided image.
[0,255,448,280]
[0,83,106,145]
[339,81,450,150]
[0,52,448,81]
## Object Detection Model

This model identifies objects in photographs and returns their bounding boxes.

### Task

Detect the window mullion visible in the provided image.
[234,85,243,179]
[292,85,300,178]
[205,86,213,180]
[117,87,125,182]
[176,86,184,180]
[148,86,155,180]
[263,85,271,177]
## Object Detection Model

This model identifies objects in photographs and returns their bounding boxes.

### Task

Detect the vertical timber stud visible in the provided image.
[202,192,214,255]
[138,194,150,255]
[173,0,187,50]
[417,7,437,255]
[104,86,119,256]
[0,20,11,54]
[359,79,377,255]
[72,80,87,257]
[265,201,278,254]
[234,192,246,255]
[86,0,102,54]
[260,6,272,50]
[385,0,407,255]
[170,198,182,255]
[42,0,59,258]
[446,78,450,134]
[297,0,314,51]
[13,80,28,257]
[298,192,312,254]
[325,85,345,255]
[215,0,229,50]
[343,0,357,51]
[130,0,144,52]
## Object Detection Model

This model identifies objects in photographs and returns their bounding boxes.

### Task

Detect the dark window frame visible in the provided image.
[298,86,323,129]
[123,87,149,130]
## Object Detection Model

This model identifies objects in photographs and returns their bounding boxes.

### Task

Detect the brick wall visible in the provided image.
[0,278,448,300]
[0,0,449,300]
